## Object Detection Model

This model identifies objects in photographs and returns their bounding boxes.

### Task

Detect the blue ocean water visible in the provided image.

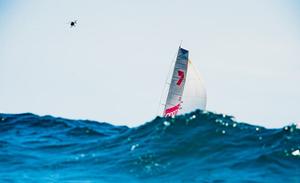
[0,110,299,182]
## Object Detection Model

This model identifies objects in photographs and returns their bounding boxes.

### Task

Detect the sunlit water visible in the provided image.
[0,110,299,182]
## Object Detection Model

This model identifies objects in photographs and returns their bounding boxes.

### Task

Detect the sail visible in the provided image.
[162,47,207,117]
[163,47,189,117]
[179,60,207,114]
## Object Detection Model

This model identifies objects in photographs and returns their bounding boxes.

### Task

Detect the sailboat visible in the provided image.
[162,47,207,117]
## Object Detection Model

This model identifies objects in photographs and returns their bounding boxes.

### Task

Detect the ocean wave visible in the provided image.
[0,110,299,182]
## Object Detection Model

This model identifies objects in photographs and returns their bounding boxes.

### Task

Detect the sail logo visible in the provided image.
[164,103,181,117]
[176,70,185,86]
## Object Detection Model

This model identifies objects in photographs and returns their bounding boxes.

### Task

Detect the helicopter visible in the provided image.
[69,20,78,28]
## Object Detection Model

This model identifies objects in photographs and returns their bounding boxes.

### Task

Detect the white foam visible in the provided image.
[291,149,300,156]
[163,121,171,126]
[130,144,139,151]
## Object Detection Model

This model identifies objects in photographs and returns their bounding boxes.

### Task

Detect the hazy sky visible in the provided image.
[0,0,299,127]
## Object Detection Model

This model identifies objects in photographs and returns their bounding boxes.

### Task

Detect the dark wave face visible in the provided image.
[0,110,299,182]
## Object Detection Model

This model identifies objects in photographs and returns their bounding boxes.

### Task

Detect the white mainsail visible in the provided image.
[163,47,206,117]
